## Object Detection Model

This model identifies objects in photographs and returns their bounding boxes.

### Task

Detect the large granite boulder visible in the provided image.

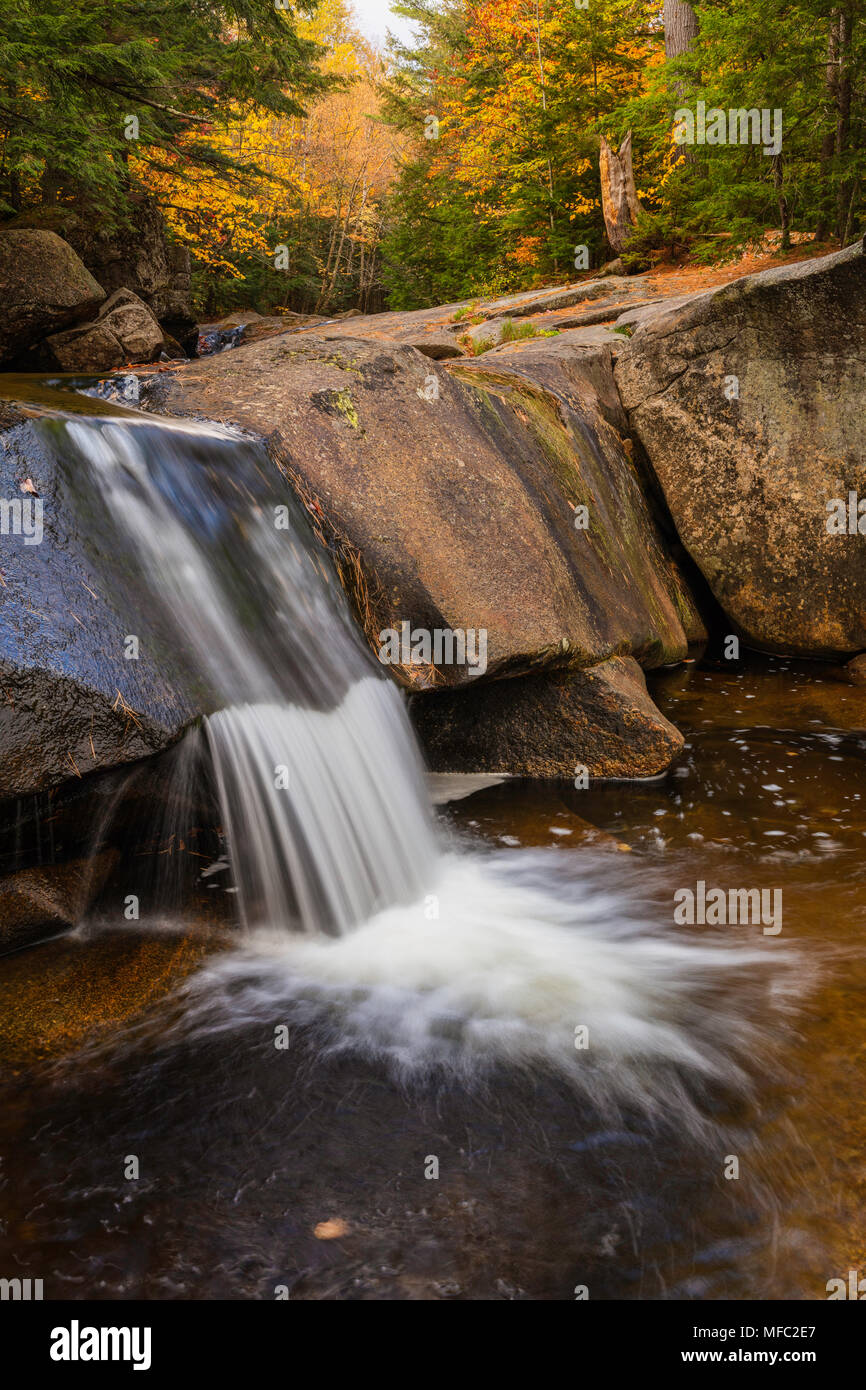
[615,240,866,658]
[411,656,684,778]
[149,330,704,775]
[45,288,166,371]
[0,230,104,365]
[8,197,198,352]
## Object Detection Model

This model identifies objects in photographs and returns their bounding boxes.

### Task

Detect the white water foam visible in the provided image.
[179,849,801,1122]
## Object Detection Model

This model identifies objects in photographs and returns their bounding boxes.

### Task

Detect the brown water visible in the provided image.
[0,656,864,1300]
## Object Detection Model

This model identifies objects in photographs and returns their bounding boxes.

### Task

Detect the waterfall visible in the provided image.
[29,404,797,1111]
[56,415,437,935]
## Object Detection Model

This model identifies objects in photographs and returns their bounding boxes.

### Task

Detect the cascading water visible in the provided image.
[31,403,799,1114]
[57,414,438,936]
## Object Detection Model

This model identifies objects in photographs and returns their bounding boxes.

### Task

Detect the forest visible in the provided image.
[1,1,862,317]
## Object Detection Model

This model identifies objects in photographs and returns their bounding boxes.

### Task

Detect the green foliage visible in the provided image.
[621,207,688,270]
[0,0,327,223]
[499,319,558,342]
[381,0,658,306]
[381,0,865,310]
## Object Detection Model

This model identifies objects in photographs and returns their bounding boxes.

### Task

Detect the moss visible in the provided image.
[333,389,359,427]
[310,387,360,428]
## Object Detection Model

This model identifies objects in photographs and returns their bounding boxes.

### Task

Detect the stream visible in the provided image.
[0,387,863,1301]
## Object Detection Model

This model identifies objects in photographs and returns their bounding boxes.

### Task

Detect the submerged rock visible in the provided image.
[615,239,866,657]
[0,853,117,955]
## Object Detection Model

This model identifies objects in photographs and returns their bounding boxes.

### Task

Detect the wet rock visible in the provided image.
[615,240,866,657]
[0,659,189,802]
[0,229,104,365]
[411,656,684,778]
[85,373,141,406]
[0,414,266,801]
[197,324,246,356]
[45,288,166,370]
[0,853,117,955]
[216,310,327,342]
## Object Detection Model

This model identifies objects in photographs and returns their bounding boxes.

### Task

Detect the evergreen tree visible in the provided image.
[0,0,328,223]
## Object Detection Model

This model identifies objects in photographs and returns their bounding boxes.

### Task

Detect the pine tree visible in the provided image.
[0,0,329,224]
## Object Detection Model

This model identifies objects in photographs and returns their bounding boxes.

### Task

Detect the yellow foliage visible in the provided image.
[143,3,402,284]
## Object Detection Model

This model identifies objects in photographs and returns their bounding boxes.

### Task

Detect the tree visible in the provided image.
[382,0,659,302]
[664,0,699,61]
[0,1,328,224]
[144,0,401,315]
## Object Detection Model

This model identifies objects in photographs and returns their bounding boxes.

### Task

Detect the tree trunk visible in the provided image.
[599,132,641,254]
[664,1,699,164]
[834,6,854,244]
[664,0,699,62]
[815,13,841,240]
[773,155,791,252]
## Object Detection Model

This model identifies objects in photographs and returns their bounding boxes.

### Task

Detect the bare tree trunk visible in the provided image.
[815,13,841,240]
[842,176,859,247]
[773,155,791,251]
[599,132,642,254]
[834,5,854,244]
[664,0,699,62]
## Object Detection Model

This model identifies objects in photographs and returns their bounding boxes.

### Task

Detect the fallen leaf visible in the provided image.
[313,1219,349,1240]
